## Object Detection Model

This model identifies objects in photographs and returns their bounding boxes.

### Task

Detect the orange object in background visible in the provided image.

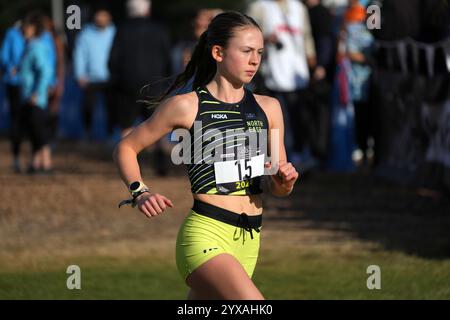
[344,4,366,23]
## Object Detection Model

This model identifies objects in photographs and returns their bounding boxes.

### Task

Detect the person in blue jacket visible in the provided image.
[18,12,54,174]
[73,6,116,140]
[343,0,375,166]
[0,20,26,172]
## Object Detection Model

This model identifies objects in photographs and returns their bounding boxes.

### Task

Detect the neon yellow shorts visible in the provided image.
[175,200,262,282]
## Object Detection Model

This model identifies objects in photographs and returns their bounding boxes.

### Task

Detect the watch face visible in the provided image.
[129,181,141,191]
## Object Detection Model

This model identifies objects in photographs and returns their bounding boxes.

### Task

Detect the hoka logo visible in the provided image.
[211,114,228,119]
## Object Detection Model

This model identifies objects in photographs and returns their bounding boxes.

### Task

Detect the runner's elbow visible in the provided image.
[112,140,136,164]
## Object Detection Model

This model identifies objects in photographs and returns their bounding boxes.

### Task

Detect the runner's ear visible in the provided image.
[211,45,224,62]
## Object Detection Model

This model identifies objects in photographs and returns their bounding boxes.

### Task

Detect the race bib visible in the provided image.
[214,154,265,184]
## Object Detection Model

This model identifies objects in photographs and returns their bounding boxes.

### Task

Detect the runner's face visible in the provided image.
[219,27,264,85]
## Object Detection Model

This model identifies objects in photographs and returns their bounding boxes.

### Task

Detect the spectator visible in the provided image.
[73,6,116,140]
[108,0,172,138]
[341,0,375,166]
[320,0,349,108]
[304,0,335,162]
[18,12,54,174]
[305,0,334,82]
[321,0,349,38]
[0,18,26,173]
[321,0,349,26]
[108,0,172,176]
[171,8,222,94]
[42,14,66,143]
[247,0,318,169]
[172,8,222,75]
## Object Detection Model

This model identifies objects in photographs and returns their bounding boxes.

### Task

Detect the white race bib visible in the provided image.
[214,154,265,184]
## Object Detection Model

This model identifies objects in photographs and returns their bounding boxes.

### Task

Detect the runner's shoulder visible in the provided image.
[161,91,198,113]
[253,94,281,109]
[252,94,282,121]
[157,92,198,128]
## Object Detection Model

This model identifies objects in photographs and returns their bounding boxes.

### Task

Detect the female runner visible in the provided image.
[113,11,299,300]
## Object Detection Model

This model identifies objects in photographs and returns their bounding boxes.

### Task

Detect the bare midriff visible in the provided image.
[193,193,263,216]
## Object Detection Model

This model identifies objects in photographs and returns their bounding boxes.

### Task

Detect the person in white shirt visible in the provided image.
[247,0,320,168]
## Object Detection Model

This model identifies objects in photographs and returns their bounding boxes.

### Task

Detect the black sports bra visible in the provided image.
[185,86,269,195]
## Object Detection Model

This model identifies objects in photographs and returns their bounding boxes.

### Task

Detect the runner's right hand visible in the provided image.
[135,192,174,218]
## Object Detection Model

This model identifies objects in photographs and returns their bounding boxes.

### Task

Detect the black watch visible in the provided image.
[128,181,149,198]
[118,183,150,209]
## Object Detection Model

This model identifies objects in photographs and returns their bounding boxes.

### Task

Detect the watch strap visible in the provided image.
[119,186,151,208]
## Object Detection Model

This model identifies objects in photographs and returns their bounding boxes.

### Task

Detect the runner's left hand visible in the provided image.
[265,160,299,191]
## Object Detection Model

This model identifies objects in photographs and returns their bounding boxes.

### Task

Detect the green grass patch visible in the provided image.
[0,261,187,300]
[1,249,449,299]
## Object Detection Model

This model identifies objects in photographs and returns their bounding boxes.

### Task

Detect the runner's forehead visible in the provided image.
[229,27,264,48]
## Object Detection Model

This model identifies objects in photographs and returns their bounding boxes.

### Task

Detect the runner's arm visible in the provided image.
[264,97,299,197]
[113,94,194,188]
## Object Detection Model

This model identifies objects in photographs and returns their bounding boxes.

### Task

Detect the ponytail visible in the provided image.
[191,31,217,90]
[146,31,215,107]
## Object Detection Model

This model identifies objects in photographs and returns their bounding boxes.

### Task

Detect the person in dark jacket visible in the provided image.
[304,0,334,163]
[305,0,334,82]
[108,0,172,138]
[108,0,172,176]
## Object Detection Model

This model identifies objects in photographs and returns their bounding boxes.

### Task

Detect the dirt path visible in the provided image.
[0,140,448,272]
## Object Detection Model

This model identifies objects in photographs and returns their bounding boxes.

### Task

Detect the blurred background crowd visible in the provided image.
[0,0,449,196]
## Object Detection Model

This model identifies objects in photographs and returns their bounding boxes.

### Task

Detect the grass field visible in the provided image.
[1,249,449,299]
[0,141,449,299]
